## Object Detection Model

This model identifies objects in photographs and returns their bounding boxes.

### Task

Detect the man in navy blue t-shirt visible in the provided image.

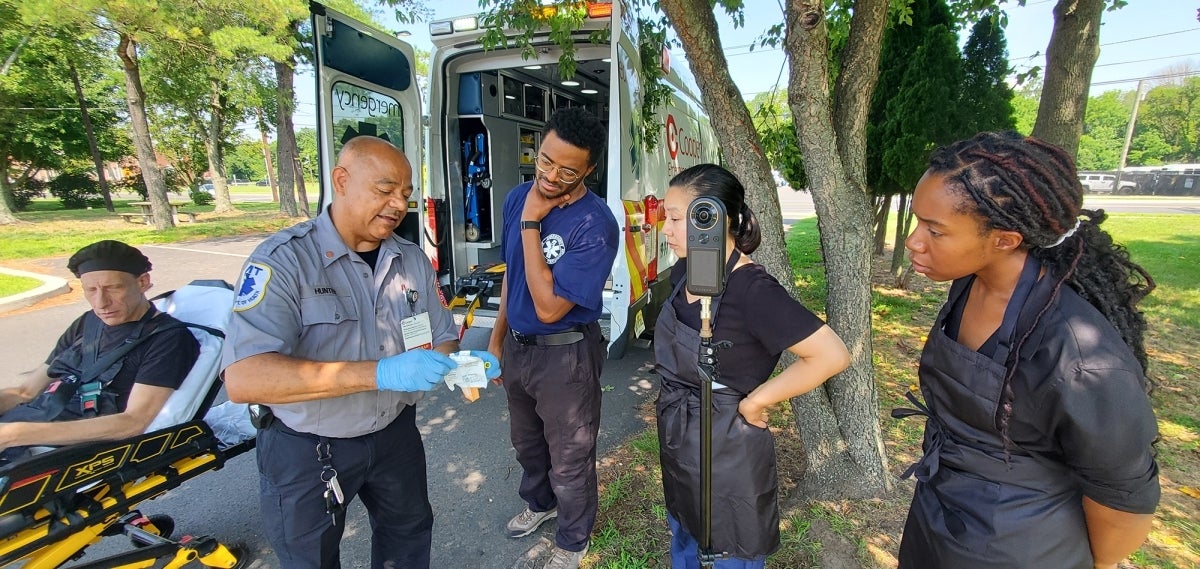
[487,108,618,569]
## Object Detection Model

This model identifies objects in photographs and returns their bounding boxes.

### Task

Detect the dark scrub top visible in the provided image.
[898,265,1159,569]
[44,310,198,412]
[668,258,824,394]
[500,181,619,336]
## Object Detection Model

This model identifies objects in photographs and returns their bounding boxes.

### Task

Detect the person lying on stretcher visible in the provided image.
[0,241,199,463]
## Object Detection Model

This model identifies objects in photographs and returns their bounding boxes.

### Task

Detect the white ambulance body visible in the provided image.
[311,0,718,359]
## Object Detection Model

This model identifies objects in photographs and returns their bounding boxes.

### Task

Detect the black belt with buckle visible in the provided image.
[511,325,586,346]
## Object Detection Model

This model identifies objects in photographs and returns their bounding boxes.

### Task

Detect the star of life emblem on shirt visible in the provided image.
[541,233,566,265]
[234,262,272,311]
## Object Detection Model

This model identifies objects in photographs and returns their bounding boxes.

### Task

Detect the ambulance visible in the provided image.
[310,0,718,358]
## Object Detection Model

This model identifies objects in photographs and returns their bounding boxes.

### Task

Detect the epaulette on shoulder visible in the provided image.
[255,219,318,257]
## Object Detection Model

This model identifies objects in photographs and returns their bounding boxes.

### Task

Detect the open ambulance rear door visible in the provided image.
[311,2,425,244]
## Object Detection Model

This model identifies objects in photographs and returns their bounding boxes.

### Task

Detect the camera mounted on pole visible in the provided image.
[686,196,733,567]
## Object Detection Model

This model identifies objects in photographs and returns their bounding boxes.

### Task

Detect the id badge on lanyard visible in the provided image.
[399,287,432,350]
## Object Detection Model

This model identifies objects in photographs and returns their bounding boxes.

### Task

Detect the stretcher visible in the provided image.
[0,280,254,568]
[446,262,505,339]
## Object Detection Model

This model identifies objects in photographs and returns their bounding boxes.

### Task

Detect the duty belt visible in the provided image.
[511,325,586,346]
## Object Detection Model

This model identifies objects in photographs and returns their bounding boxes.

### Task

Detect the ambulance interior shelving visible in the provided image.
[436,55,610,279]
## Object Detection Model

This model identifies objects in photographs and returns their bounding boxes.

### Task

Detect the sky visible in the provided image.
[288,0,1200,131]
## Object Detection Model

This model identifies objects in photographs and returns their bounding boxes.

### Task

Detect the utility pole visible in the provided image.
[1115,79,1145,194]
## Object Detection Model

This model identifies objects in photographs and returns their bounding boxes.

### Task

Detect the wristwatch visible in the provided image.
[520,220,541,231]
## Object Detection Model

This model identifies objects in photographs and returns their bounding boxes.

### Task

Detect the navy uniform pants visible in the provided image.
[256,404,433,569]
[503,322,605,553]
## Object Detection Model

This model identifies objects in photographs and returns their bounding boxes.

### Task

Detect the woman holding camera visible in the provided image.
[897,132,1159,568]
[655,164,850,568]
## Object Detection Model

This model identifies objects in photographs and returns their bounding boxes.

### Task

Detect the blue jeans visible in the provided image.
[668,512,767,569]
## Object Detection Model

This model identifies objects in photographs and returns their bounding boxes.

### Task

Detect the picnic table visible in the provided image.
[120,201,196,224]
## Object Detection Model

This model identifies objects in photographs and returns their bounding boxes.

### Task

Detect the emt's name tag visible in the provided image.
[400,312,433,350]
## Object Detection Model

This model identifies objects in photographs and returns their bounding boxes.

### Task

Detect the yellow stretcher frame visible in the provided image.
[0,420,254,568]
[446,262,505,338]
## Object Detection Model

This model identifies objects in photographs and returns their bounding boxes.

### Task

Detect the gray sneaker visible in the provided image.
[506,506,558,538]
[542,544,587,569]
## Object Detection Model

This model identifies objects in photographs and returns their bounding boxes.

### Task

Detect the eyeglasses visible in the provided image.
[535,154,584,185]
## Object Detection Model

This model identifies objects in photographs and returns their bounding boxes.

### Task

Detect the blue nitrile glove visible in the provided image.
[376,350,458,392]
[461,350,502,380]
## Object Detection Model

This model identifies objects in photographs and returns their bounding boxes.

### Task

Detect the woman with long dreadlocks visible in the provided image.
[896,132,1160,569]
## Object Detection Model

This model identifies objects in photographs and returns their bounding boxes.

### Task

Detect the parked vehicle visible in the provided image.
[310,0,719,359]
[1077,172,1137,195]
[199,183,214,194]
[1105,165,1200,196]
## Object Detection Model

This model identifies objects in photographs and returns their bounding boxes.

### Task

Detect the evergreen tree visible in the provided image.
[865,0,955,195]
[960,17,1016,135]
[883,26,964,191]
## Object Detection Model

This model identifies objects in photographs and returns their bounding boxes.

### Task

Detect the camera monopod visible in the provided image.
[686,196,731,567]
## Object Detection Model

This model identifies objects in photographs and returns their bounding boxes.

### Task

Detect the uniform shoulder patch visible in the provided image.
[234,262,273,311]
[541,233,566,265]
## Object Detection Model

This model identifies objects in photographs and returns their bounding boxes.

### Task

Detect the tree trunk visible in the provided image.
[256,107,279,202]
[873,193,891,255]
[116,33,173,230]
[833,0,890,197]
[206,70,235,214]
[0,174,18,224]
[784,0,891,498]
[890,192,909,276]
[1032,0,1104,158]
[662,0,890,498]
[275,54,299,217]
[294,156,311,217]
[69,61,113,213]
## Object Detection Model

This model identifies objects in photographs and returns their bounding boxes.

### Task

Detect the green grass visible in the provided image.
[0,273,42,296]
[1103,214,1200,329]
[588,212,1200,569]
[0,200,318,260]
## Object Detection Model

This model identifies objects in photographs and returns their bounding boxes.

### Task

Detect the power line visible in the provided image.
[726,46,783,58]
[1102,28,1199,47]
[1096,52,1200,68]
[741,69,1200,98]
[1014,51,1200,71]
[1012,28,1200,65]
[1091,70,1200,86]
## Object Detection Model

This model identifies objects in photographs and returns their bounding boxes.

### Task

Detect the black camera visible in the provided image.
[686,196,727,297]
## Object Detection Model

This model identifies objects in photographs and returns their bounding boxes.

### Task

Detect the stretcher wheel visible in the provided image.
[465,223,480,242]
[479,177,492,189]
[229,543,251,569]
[132,514,175,546]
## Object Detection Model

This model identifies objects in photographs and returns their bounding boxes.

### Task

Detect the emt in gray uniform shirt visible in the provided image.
[221,136,482,569]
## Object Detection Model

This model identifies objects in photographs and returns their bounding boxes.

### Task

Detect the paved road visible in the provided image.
[0,237,660,569]
[1081,195,1200,214]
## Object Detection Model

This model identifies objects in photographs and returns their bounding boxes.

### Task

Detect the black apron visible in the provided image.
[654,252,780,559]
[896,256,1092,568]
